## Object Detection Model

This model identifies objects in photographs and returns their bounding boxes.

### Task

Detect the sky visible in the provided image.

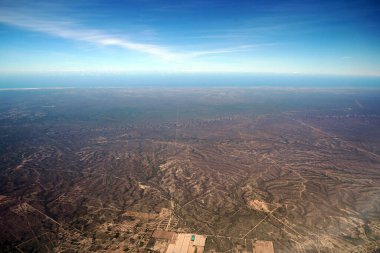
[0,0,380,81]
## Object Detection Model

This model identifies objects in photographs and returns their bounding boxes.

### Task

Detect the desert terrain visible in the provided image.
[0,88,379,252]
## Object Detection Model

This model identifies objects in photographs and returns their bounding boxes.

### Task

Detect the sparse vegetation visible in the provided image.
[1,89,380,252]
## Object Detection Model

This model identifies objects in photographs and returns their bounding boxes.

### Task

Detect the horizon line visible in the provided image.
[0,70,380,78]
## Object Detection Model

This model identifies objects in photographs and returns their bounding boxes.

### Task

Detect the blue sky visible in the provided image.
[0,0,379,77]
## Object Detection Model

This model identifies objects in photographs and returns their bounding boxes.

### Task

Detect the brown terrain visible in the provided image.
[0,88,379,252]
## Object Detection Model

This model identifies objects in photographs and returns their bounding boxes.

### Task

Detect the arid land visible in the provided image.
[0,88,380,252]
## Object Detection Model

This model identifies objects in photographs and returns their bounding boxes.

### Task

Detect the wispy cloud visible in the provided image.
[188,44,275,57]
[0,6,262,60]
[0,11,179,59]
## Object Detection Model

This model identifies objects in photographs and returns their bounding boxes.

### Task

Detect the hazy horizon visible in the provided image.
[1,72,380,90]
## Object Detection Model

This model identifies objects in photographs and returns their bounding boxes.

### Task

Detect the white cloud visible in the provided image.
[0,11,178,59]
[0,8,262,61]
